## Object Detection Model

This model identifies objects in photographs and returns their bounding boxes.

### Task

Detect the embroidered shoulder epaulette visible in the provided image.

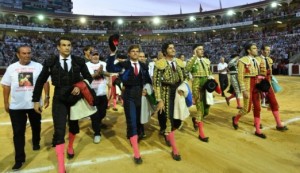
[268,57,273,64]
[256,56,263,63]
[202,58,211,65]
[175,58,185,68]
[239,56,251,65]
[155,59,168,70]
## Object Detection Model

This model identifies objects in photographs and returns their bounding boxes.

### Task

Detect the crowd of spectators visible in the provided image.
[0,2,299,32]
[1,26,299,75]
[1,1,300,76]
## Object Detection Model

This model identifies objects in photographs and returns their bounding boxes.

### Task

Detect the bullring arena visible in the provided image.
[1,0,300,172]
[0,75,299,173]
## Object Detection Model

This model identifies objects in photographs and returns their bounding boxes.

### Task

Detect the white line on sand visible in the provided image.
[261,117,300,131]
[6,149,162,173]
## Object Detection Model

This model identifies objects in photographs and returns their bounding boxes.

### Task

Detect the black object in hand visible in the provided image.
[108,34,120,52]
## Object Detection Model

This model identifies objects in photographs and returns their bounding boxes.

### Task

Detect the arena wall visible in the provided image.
[289,63,300,76]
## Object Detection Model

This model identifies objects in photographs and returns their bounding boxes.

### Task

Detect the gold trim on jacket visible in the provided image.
[238,56,259,91]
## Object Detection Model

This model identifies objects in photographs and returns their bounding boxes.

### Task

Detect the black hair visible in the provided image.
[56,37,72,46]
[244,42,256,55]
[261,44,270,51]
[16,45,31,53]
[192,44,204,51]
[161,41,174,56]
[83,45,92,52]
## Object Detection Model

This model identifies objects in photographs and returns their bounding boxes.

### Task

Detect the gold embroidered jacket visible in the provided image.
[185,56,211,77]
[256,55,273,76]
[153,58,186,101]
[237,56,259,92]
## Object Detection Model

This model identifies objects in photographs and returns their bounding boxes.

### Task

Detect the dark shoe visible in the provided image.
[225,97,230,106]
[198,136,209,142]
[276,126,288,131]
[12,162,24,171]
[192,117,198,131]
[171,152,181,161]
[255,132,267,139]
[253,124,263,129]
[236,106,242,109]
[33,144,40,151]
[232,116,239,130]
[134,157,143,164]
[159,129,165,136]
[138,132,146,141]
[112,108,118,111]
[164,135,171,147]
[67,150,74,159]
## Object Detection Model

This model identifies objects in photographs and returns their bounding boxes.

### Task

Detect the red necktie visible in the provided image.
[133,63,138,76]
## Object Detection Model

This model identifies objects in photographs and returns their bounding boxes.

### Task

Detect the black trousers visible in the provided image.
[52,93,79,146]
[160,85,182,131]
[90,95,108,136]
[9,109,41,163]
[219,74,228,95]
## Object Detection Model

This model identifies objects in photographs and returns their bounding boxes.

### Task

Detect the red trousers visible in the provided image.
[265,72,279,111]
[240,77,261,118]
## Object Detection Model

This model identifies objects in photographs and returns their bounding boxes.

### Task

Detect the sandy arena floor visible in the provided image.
[0,75,299,173]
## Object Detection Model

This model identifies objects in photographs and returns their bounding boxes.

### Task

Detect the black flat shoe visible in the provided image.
[198,136,209,142]
[164,135,171,147]
[67,151,74,159]
[171,152,181,161]
[12,162,24,171]
[159,129,165,136]
[255,132,267,139]
[276,126,288,131]
[134,157,143,164]
[225,97,230,106]
[192,117,198,131]
[232,116,239,130]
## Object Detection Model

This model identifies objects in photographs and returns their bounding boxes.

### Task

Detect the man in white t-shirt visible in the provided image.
[217,57,229,97]
[1,45,50,171]
[85,50,110,144]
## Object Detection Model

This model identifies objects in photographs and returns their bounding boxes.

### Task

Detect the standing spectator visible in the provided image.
[107,54,126,111]
[1,45,50,171]
[148,55,157,79]
[86,50,110,143]
[32,37,93,173]
[83,45,94,62]
[138,51,147,63]
[178,53,186,66]
[217,57,229,97]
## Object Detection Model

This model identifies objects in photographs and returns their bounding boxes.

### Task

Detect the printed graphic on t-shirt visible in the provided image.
[18,72,33,87]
